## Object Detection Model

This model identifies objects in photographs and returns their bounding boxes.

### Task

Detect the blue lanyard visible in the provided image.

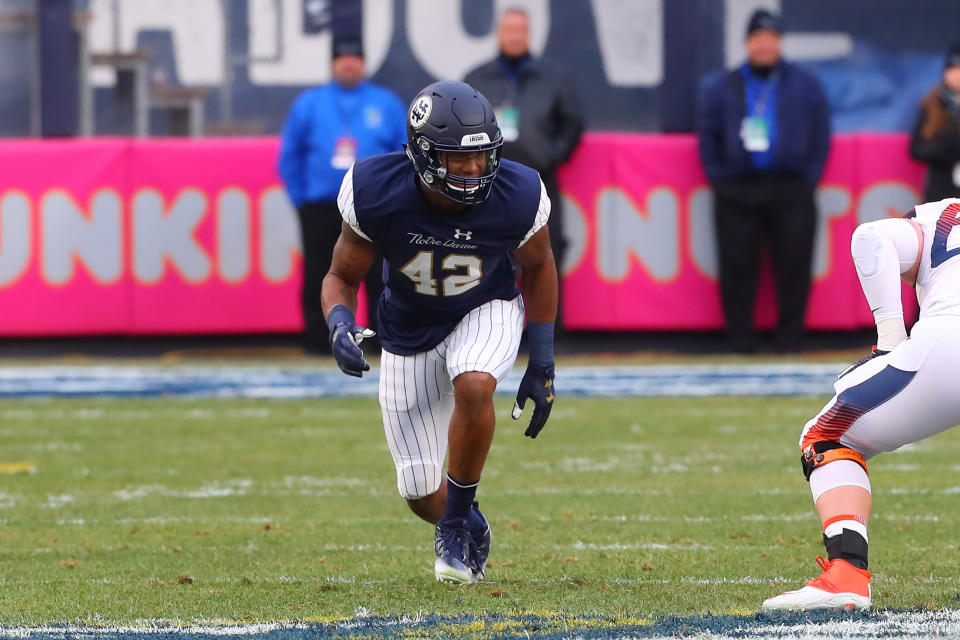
[332,86,362,136]
[751,72,779,118]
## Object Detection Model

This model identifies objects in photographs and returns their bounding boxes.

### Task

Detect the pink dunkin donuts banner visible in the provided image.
[0,135,924,335]
[558,133,924,330]
[0,138,370,335]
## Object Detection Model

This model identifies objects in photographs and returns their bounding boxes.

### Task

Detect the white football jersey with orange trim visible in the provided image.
[911,198,960,318]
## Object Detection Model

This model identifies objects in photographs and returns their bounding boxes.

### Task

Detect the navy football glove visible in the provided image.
[837,345,889,380]
[328,305,376,378]
[511,361,556,438]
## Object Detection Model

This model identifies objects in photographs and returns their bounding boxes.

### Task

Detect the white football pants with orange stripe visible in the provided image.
[799,315,960,465]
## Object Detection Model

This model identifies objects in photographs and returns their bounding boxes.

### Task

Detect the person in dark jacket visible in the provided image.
[464,8,584,331]
[696,9,831,353]
[278,34,406,354]
[910,40,960,203]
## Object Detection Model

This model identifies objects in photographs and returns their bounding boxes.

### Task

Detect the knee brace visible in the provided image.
[801,441,868,481]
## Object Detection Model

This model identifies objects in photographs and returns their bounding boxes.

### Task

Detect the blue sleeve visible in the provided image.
[277,93,310,208]
[695,74,729,184]
[804,73,832,184]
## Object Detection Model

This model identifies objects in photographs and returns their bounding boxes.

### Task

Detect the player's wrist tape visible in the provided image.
[875,317,907,352]
[327,305,356,337]
[527,322,554,364]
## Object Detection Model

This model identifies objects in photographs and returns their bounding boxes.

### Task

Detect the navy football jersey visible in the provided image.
[337,151,549,355]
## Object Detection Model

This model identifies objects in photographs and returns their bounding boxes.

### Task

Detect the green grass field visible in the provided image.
[1,394,959,628]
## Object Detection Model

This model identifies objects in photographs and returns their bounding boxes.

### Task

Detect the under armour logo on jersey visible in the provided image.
[454,229,473,240]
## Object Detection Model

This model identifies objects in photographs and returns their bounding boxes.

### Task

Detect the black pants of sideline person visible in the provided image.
[542,172,567,337]
[297,201,383,355]
[712,174,817,353]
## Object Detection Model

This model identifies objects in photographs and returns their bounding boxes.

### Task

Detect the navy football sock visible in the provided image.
[441,474,477,525]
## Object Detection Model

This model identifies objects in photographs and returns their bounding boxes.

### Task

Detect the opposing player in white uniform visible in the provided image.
[321,81,558,584]
[763,198,960,611]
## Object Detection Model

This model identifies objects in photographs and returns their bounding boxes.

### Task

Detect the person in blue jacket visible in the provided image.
[696,9,831,354]
[278,33,407,354]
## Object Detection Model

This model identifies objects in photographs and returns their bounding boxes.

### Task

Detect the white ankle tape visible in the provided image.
[824,518,868,543]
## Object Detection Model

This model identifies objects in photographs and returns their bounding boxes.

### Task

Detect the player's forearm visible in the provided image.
[520,259,558,324]
[321,273,361,319]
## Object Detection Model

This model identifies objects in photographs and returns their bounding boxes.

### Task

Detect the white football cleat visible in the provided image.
[434,519,476,585]
[763,556,872,612]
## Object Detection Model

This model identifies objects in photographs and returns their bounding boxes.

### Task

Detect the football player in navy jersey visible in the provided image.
[320,81,558,584]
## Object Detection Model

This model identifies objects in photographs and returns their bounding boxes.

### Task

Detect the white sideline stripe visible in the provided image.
[0,613,420,638]
[732,609,960,640]
[4,610,960,639]
[0,363,850,398]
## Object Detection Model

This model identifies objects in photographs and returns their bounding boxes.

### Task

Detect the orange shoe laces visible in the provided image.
[805,556,869,595]
[806,556,839,592]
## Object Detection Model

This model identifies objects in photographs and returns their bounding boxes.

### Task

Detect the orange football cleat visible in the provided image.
[762,556,871,611]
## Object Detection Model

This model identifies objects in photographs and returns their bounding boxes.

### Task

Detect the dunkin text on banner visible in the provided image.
[0,135,924,335]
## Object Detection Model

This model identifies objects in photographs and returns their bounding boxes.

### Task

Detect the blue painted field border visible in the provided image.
[0,364,846,399]
[2,609,960,639]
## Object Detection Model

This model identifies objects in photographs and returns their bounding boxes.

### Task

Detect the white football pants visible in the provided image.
[800,315,960,459]
[378,296,525,499]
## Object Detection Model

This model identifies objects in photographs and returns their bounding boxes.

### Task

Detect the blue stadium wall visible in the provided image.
[0,0,958,137]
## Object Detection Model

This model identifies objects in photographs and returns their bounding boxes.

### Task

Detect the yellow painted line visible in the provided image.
[0,462,35,474]
[516,609,565,617]
[301,615,354,623]
[406,613,660,639]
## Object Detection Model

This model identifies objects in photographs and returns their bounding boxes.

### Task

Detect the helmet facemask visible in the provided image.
[408,134,502,206]
[405,82,504,207]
